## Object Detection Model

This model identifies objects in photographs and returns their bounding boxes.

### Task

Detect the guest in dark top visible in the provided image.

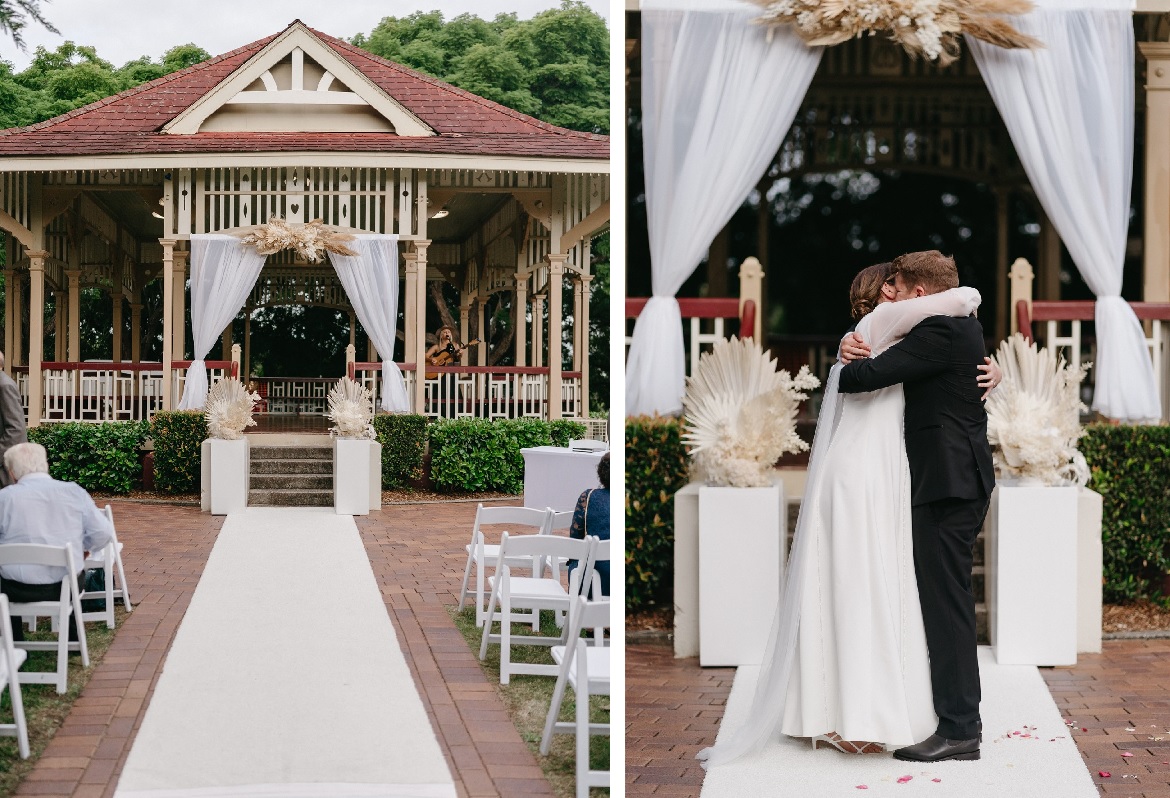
[567,452,609,597]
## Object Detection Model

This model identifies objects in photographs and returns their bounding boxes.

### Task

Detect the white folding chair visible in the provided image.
[478,533,596,685]
[79,505,133,629]
[0,544,89,694]
[0,595,29,758]
[540,595,611,798]
[457,504,552,627]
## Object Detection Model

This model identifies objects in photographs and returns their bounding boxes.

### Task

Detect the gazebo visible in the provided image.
[0,20,609,426]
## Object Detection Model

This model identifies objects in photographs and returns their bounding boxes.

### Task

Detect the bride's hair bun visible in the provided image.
[849,262,891,321]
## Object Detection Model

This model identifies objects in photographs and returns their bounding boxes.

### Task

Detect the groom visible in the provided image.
[838,250,995,763]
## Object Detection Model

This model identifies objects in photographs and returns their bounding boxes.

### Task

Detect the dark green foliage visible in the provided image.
[1081,424,1170,604]
[150,411,207,494]
[371,413,428,488]
[26,421,149,494]
[429,417,586,493]
[625,416,690,612]
[351,2,608,134]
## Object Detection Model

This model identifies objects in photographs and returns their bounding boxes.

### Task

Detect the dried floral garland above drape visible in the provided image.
[238,218,357,262]
[746,0,1043,66]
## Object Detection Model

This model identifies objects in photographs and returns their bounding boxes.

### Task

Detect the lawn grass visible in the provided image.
[450,605,609,798]
[0,607,126,793]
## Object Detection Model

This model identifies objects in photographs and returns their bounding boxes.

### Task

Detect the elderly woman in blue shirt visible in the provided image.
[567,452,609,597]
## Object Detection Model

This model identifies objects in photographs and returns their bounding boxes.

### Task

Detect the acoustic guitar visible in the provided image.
[426,339,480,378]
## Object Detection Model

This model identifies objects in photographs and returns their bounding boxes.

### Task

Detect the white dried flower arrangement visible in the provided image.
[683,337,820,488]
[328,377,376,439]
[239,217,357,263]
[205,378,260,440]
[986,333,1090,487]
[747,0,1042,67]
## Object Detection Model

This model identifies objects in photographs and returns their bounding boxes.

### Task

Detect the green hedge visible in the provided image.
[429,418,587,494]
[27,421,150,494]
[151,411,207,494]
[372,414,428,488]
[625,416,690,612]
[1082,424,1170,604]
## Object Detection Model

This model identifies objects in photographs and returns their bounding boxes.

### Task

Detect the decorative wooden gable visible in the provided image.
[164,22,433,136]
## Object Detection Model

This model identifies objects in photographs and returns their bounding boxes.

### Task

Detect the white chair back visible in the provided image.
[0,594,28,758]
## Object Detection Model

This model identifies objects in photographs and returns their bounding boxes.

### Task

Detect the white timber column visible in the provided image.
[579,273,593,415]
[53,292,65,361]
[546,254,566,420]
[514,272,527,367]
[412,240,431,413]
[459,301,470,366]
[403,251,418,365]
[66,269,81,363]
[26,251,47,427]
[531,295,545,368]
[130,302,142,363]
[475,300,486,366]
[111,293,123,362]
[160,239,175,411]
[10,272,22,368]
[3,267,13,372]
[348,311,356,348]
[172,248,188,361]
[1141,43,1170,302]
[994,187,1011,343]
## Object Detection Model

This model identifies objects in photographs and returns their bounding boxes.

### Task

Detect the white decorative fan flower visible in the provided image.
[328,377,376,439]
[986,333,1090,487]
[205,378,260,440]
[683,337,820,487]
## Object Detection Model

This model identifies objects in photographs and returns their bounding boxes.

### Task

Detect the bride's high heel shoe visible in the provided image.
[812,732,885,754]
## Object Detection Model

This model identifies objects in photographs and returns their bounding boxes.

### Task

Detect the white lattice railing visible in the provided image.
[252,377,335,415]
[14,361,235,423]
[350,363,579,420]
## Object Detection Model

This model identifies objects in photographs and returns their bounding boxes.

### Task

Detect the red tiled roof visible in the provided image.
[0,22,608,162]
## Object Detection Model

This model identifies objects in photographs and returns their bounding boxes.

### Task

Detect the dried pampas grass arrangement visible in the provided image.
[986,333,1090,487]
[205,378,260,440]
[747,0,1043,66]
[239,218,357,263]
[328,377,376,439]
[683,337,820,488]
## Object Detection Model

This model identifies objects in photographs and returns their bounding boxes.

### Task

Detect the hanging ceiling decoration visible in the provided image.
[747,0,1043,67]
[238,218,358,263]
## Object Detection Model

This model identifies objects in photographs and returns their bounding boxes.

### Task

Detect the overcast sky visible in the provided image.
[4,0,610,70]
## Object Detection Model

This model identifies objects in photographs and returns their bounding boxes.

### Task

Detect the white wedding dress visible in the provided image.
[699,287,981,767]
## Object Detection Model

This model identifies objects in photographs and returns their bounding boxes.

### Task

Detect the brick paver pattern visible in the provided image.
[628,638,1170,798]
[13,499,555,798]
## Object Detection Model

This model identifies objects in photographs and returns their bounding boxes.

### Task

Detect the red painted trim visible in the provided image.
[1031,300,1170,322]
[626,297,742,319]
[740,299,756,341]
[1016,300,1033,343]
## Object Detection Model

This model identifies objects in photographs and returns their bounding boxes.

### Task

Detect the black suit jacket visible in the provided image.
[838,314,995,506]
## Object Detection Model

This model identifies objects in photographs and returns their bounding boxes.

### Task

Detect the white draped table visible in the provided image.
[520,446,606,513]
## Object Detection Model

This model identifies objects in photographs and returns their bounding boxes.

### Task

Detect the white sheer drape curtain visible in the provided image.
[627,0,822,415]
[968,0,1159,422]
[177,235,267,410]
[329,235,409,413]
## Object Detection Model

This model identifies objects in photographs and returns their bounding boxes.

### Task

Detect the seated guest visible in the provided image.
[0,443,113,641]
[567,452,609,597]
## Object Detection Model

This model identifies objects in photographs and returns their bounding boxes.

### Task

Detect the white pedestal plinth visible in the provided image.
[369,440,383,512]
[521,446,605,512]
[202,438,249,516]
[698,483,785,667]
[1077,488,1104,654]
[986,484,1078,666]
[673,483,701,659]
[335,438,377,515]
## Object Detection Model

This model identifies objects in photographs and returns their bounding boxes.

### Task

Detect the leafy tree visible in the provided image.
[161,44,210,74]
[0,0,57,51]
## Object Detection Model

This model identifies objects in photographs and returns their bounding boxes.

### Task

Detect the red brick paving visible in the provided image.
[12,498,560,798]
[629,638,1170,798]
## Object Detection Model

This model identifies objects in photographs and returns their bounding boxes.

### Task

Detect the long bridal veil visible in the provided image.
[696,363,845,768]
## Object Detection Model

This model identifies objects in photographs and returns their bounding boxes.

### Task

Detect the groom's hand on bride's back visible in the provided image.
[977,357,1001,400]
[839,332,871,363]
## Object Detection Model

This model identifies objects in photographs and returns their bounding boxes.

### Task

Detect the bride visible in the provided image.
[699,263,991,765]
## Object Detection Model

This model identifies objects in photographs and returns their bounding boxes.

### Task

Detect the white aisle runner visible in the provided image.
[114,508,457,798]
[701,647,1097,798]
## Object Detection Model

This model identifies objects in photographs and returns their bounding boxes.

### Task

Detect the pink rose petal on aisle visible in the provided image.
[856,786,868,790]
[1099,771,1111,778]
[897,776,913,784]
[932,778,942,783]
[1121,751,1134,757]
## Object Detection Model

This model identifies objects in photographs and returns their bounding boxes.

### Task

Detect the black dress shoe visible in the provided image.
[893,734,980,762]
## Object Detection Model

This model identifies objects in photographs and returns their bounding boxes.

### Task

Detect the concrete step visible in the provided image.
[248,489,333,507]
[250,474,333,490]
[251,458,332,475]
[250,446,332,461]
